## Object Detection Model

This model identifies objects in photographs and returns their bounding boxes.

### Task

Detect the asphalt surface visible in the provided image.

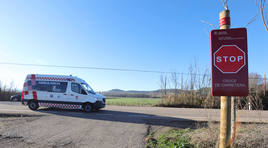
[0,102,267,148]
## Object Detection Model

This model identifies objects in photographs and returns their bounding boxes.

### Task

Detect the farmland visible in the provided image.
[106,97,161,106]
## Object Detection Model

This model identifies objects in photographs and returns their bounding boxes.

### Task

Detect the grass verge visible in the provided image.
[146,129,193,148]
[145,123,268,148]
[106,97,160,106]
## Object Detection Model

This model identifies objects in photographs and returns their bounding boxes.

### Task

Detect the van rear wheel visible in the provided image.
[28,101,39,110]
[83,103,92,112]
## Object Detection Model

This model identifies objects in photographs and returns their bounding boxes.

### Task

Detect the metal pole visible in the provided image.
[219,9,232,148]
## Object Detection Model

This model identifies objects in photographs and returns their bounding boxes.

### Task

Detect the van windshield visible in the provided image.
[81,83,95,94]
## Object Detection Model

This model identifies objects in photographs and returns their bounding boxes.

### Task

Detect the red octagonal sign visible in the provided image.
[214,45,246,74]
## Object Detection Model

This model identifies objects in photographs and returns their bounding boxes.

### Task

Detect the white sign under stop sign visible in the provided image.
[214,45,246,74]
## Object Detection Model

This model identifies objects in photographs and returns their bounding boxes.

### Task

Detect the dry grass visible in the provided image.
[146,122,268,148]
[233,124,268,148]
[189,123,268,148]
[158,92,220,109]
[189,122,219,147]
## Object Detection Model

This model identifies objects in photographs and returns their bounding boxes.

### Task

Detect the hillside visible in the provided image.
[100,89,181,98]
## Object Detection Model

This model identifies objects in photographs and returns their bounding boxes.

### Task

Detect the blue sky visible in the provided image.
[0,0,267,91]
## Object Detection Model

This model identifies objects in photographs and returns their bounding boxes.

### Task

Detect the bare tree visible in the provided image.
[189,65,194,91]
[257,0,268,32]
[249,73,263,91]
[221,0,229,10]
[171,72,178,97]
[180,74,184,91]
[241,73,264,110]
[188,61,198,91]
[160,75,168,97]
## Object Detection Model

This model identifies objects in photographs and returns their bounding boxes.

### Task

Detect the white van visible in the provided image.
[21,74,105,112]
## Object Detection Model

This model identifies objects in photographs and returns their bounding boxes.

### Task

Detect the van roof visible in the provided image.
[25,74,86,84]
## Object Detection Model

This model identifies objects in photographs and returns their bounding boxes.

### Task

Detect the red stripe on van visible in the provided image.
[32,91,37,100]
[21,92,24,100]
[31,74,36,85]
[31,74,36,79]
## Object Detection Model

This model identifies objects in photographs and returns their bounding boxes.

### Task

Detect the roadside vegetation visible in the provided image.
[158,62,267,110]
[0,81,19,101]
[102,66,267,109]
[146,123,268,148]
[106,97,160,106]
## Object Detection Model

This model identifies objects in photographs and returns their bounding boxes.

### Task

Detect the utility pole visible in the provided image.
[219,9,232,148]
[264,74,266,96]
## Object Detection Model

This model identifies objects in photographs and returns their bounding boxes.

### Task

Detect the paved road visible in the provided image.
[0,102,267,148]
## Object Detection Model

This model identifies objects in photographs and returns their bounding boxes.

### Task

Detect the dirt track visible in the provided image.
[0,102,267,148]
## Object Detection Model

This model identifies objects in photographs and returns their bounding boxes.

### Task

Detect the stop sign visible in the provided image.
[210,28,248,96]
[214,45,246,73]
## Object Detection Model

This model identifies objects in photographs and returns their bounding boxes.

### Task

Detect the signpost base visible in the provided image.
[220,96,231,148]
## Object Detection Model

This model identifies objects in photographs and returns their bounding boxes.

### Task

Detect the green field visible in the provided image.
[106,97,161,106]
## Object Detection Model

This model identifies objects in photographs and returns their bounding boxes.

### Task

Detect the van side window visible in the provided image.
[27,80,32,86]
[34,81,67,93]
[71,83,80,94]
[81,89,87,95]
[71,83,87,95]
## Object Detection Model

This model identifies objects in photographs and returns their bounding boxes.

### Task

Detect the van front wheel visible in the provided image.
[83,103,92,113]
[28,101,39,110]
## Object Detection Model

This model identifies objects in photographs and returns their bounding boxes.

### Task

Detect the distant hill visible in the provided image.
[100,89,181,98]
[109,89,124,92]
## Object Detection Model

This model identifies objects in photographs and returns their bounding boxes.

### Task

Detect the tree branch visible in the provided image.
[221,0,229,10]
[257,0,268,32]
[201,20,217,29]
[245,14,258,27]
